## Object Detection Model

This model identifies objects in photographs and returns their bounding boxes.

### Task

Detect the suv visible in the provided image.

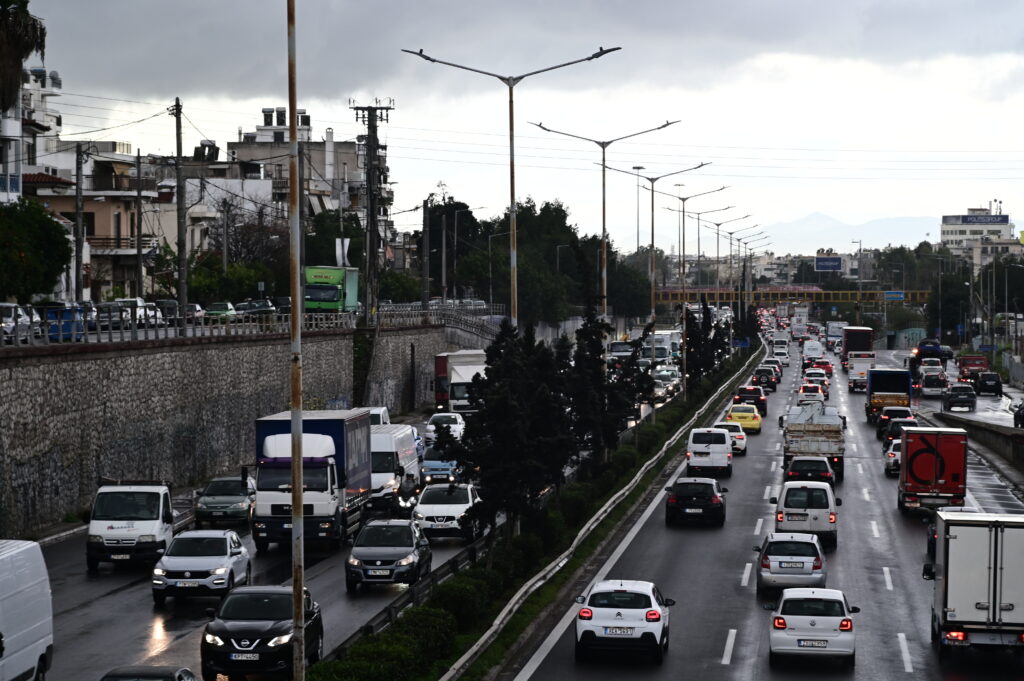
[151,530,250,605]
[875,407,914,440]
[753,532,826,596]
[415,483,482,542]
[883,439,902,477]
[974,371,1003,396]
[574,579,674,664]
[346,519,432,593]
[763,357,784,375]
[880,418,918,452]
[943,384,977,412]
[752,367,778,392]
[734,386,768,415]
[664,477,728,526]
[784,457,836,488]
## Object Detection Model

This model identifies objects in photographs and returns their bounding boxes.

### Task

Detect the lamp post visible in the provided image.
[686,205,734,292]
[403,46,621,327]
[452,206,484,301]
[532,120,678,318]
[692,214,750,311]
[852,240,863,325]
[633,166,645,252]
[723,224,760,305]
[488,230,510,308]
[740,234,770,316]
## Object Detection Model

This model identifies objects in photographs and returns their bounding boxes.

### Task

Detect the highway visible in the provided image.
[513,346,1024,681]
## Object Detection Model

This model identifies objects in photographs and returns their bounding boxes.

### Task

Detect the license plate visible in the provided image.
[282,523,292,528]
[798,640,827,648]
[230,653,260,661]
[604,627,634,636]
[212,511,225,516]
[684,508,703,514]
[110,554,130,560]
[694,452,709,457]
[786,514,808,521]
[176,581,200,587]
[367,569,390,576]
[779,561,803,568]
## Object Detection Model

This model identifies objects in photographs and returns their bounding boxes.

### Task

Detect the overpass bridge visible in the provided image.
[656,286,929,306]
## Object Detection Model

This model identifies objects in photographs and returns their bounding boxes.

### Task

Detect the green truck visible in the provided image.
[304,266,359,312]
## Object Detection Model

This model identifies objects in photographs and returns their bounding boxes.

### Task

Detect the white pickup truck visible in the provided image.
[779,403,847,481]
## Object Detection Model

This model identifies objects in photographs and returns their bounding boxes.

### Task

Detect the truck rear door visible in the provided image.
[946,522,996,625]
[997,522,1024,625]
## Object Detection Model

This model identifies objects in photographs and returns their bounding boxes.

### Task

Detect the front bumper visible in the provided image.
[87,540,163,564]
[418,518,467,538]
[196,507,249,522]
[346,561,419,585]
[251,516,340,542]
[153,573,230,595]
[202,646,292,676]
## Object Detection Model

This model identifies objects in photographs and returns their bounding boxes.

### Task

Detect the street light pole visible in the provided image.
[488,231,510,308]
[694,214,750,312]
[633,166,645,253]
[852,240,863,325]
[403,46,621,327]
[532,120,678,318]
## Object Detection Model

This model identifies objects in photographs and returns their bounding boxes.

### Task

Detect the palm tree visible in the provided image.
[0,0,46,112]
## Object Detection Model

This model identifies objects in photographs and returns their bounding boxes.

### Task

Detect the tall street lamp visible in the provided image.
[533,120,678,317]
[687,206,734,290]
[452,206,485,301]
[402,46,621,327]
[693,214,751,310]
[633,166,645,252]
[723,224,760,299]
[852,240,863,325]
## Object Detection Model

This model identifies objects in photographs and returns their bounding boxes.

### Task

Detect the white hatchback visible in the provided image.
[884,439,902,477]
[769,588,859,669]
[574,579,674,665]
[773,350,791,367]
[712,421,747,455]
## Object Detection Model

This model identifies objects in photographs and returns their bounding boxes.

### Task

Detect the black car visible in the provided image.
[940,345,955,361]
[734,386,768,415]
[881,418,919,451]
[875,407,915,440]
[664,477,727,526]
[752,367,777,392]
[101,667,196,681]
[345,519,432,594]
[1015,402,1024,429]
[974,371,1003,396]
[201,586,323,681]
[784,456,836,487]
[943,384,977,412]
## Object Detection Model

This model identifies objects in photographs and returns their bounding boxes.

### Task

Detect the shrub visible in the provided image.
[558,482,597,529]
[321,632,420,681]
[389,606,456,661]
[429,578,486,631]
[610,447,637,478]
[510,534,544,576]
[636,422,667,457]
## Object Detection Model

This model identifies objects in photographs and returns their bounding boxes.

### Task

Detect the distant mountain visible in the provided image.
[763,213,938,255]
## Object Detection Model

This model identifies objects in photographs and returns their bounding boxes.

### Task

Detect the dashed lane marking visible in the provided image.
[857,463,864,475]
[883,566,893,590]
[754,518,763,535]
[862,487,871,502]
[721,628,737,665]
[898,632,913,672]
[741,563,752,587]
[763,485,772,500]
[871,520,880,538]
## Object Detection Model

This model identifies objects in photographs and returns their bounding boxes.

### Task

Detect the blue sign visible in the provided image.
[884,291,905,301]
[979,344,995,352]
[956,323,965,333]
[732,338,750,348]
[815,256,843,272]
[831,306,838,314]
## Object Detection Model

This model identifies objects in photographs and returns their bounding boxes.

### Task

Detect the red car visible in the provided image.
[812,358,834,377]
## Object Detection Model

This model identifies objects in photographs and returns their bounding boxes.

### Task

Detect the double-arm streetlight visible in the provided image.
[403,46,621,326]
[691,213,751,310]
[532,120,678,317]
[852,240,863,324]
[686,206,734,290]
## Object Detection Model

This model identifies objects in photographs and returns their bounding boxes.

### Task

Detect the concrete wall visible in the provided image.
[364,326,457,413]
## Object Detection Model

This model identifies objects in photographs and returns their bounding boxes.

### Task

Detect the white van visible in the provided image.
[802,339,823,360]
[368,406,391,425]
[686,428,733,477]
[369,424,420,512]
[772,338,789,352]
[770,481,842,549]
[0,541,53,681]
[87,482,176,572]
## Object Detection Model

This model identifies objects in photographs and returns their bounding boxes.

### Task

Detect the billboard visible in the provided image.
[815,256,843,272]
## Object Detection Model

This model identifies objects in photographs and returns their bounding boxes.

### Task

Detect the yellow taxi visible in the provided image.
[726,403,763,434]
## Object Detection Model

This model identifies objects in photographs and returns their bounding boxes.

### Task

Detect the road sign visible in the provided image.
[732,338,750,348]
[815,256,843,272]
[831,306,838,314]
[258,281,265,292]
[956,323,965,333]
[979,344,995,352]
[884,290,905,301]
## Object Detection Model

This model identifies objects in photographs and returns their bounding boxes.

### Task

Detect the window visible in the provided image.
[420,487,469,504]
[781,598,844,617]
[273,131,285,143]
[588,591,652,609]
[355,524,413,547]
[166,537,227,557]
[784,487,830,509]
[691,431,727,445]
[371,451,396,474]
[672,482,713,498]
[765,541,818,557]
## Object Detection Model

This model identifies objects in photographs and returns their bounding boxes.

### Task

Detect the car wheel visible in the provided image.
[309,632,323,664]
[574,640,588,664]
[769,651,780,669]
[86,556,99,574]
[152,591,166,607]
[725,464,733,478]
[846,652,856,670]
[664,513,675,527]
[254,541,269,554]
[244,563,252,585]
[717,513,726,527]
[346,579,359,595]
[652,640,664,665]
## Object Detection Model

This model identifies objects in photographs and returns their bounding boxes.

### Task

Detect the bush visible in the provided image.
[317,632,420,681]
[610,446,637,478]
[510,534,544,576]
[388,606,457,662]
[558,482,597,528]
[532,508,569,550]
[428,577,486,632]
[636,422,667,457]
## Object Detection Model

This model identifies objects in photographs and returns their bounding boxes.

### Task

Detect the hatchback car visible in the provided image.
[101,667,197,681]
[796,384,825,404]
[201,586,323,680]
[773,350,791,367]
[768,588,858,669]
[754,533,826,596]
[346,519,432,593]
[883,439,902,477]
[205,302,237,321]
[425,412,466,443]
[762,357,784,375]
[194,476,255,527]
[152,530,250,606]
[974,371,1003,396]
[712,420,747,455]
[875,407,915,439]
[734,385,768,416]
[811,359,834,377]
[726,404,763,434]
[784,457,836,487]
[664,477,728,526]
[574,579,674,664]
[414,483,482,541]
[881,418,919,452]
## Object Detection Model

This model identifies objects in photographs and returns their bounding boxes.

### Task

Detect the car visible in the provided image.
[734,385,768,416]
[875,406,915,439]
[425,412,466,443]
[803,376,830,400]
[200,586,323,681]
[880,418,918,452]
[974,371,1003,396]
[95,301,129,330]
[762,362,783,382]
[143,302,166,327]
[77,300,98,331]
[940,344,955,361]
[205,302,237,322]
[811,359,834,377]
[712,420,747,455]
[943,383,977,411]
[796,384,825,404]
[0,302,32,343]
[246,299,278,317]
[152,530,251,606]
[773,350,791,367]
[345,518,432,593]
[726,404,763,434]
[686,428,733,477]
[883,439,902,477]
[752,367,778,392]
[754,532,827,596]
[652,380,669,403]
[771,482,842,549]
[155,299,179,322]
[768,588,858,669]
[194,476,255,528]
[784,457,836,487]
[574,579,674,664]
[100,667,197,681]
[763,357,784,374]
[185,303,205,324]
[664,477,728,526]
[414,483,482,542]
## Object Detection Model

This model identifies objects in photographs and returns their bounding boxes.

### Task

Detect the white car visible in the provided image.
[884,439,902,477]
[796,384,826,405]
[151,530,251,606]
[425,412,466,443]
[769,588,859,669]
[773,350,791,367]
[712,421,747,455]
[574,579,674,665]
[414,483,481,542]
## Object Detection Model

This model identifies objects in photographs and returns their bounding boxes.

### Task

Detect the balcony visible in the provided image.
[87,175,156,193]
[87,236,160,254]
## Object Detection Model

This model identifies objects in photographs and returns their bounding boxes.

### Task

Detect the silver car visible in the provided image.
[884,439,902,477]
[754,532,826,596]
[152,530,251,606]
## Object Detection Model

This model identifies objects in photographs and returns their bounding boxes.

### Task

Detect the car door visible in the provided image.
[160,493,174,545]
[229,533,246,577]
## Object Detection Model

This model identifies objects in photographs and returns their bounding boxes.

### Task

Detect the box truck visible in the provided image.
[841,326,874,371]
[898,427,968,512]
[435,349,487,414]
[865,369,913,423]
[303,265,360,313]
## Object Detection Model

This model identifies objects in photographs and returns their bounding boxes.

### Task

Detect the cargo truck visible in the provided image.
[779,402,847,481]
[825,321,848,351]
[841,326,874,371]
[435,349,487,414]
[865,368,913,424]
[303,265,360,312]
[250,409,372,552]
[957,354,989,383]
[847,351,875,392]
[897,427,968,511]
[775,303,789,319]
[922,511,1024,659]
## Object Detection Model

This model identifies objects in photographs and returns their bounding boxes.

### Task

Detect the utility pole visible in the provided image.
[297,141,305,271]
[351,100,393,323]
[74,142,84,301]
[135,150,144,298]
[441,213,447,301]
[421,199,429,310]
[222,199,229,273]
[172,97,187,333]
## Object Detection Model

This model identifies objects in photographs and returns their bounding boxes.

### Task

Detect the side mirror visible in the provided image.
[156,548,165,555]
[664,598,676,607]
[836,498,843,506]
[849,606,861,614]
[922,564,936,581]
[769,497,778,505]
[205,607,216,619]
[231,548,242,556]
[575,596,585,604]
[163,513,173,525]
[664,486,673,492]
[753,546,761,552]
[720,488,728,493]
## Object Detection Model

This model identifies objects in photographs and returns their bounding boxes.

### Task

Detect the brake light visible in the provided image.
[839,618,853,631]
[578,608,593,620]
[760,396,766,401]
[737,434,745,440]
[777,512,784,522]
[667,494,677,505]
[787,471,797,477]
[686,451,692,458]
[710,495,722,505]
[950,497,965,506]
[761,554,770,569]
[728,453,733,460]
[773,617,787,630]
[645,610,661,622]
[829,512,837,523]
[887,452,896,458]
[945,631,967,641]
[831,457,839,463]
[823,472,833,477]
[812,556,822,570]
[726,415,733,420]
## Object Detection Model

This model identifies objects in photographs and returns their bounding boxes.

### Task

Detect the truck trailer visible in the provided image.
[841,326,874,371]
[897,427,967,511]
[435,349,487,414]
[779,402,847,480]
[865,368,912,424]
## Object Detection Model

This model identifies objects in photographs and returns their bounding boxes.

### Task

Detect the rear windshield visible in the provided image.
[690,431,727,445]
[731,406,756,415]
[738,388,761,397]
[884,409,912,419]
[781,598,844,617]
[766,541,819,557]
[790,460,828,472]
[783,487,830,509]
[801,385,821,394]
[588,591,652,609]
[672,483,713,497]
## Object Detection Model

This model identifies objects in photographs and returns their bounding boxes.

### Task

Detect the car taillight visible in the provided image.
[578,608,593,620]
[773,617,787,630]
[645,610,661,622]
[760,554,770,569]
[945,631,967,641]
[667,495,677,505]
[887,452,896,458]
[823,471,833,477]
[737,434,745,440]
[831,457,839,463]
[950,497,965,506]
[787,471,797,477]
[686,451,692,458]
[776,512,784,522]
[726,415,733,420]
[710,495,722,505]
[812,556,822,570]
[728,453,733,460]
[829,512,837,523]
[760,396,766,401]
[839,618,853,631]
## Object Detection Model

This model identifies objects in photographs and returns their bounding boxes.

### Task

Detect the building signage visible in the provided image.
[814,256,843,272]
[884,291,905,301]
[943,215,1010,225]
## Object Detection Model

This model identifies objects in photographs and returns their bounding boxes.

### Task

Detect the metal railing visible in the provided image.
[87,175,157,192]
[86,236,161,250]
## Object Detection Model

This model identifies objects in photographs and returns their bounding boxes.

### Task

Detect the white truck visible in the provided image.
[825,321,848,351]
[778,402,847,481]
[435,349,487,414]
[847,351,876,392]
[923,512,1024,659]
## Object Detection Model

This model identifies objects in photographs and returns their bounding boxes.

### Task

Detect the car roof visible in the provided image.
[422,482,471,491]
[673,476,717,485]
[779,587,846,601]
[781,481,832,490]
[364,518,416,527]
[712,421,743,429]
[789,456,830,463]
[229,585,292,595]
[173,529,233,539]
[590,579,655,593]
[765,532,820,543]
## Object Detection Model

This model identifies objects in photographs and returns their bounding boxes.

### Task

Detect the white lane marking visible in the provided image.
[512,459,686,681]
[857,463,864,476]
[871,520,880,538]
[763,485,772,500]
[897,632,913,672]
[774,442,781,451]
[849,442,858,452]
[883,567,893,591]
[770,460,778,472]
[862,487,871,502]
[741,563,752,587]
[721,628,737,665]
[754,518,763,535]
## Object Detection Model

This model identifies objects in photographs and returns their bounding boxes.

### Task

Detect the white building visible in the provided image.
[940,206,1016,257]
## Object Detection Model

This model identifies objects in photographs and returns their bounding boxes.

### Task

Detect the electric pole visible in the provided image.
[222,199,229,273]
[74,142,84,301]
[351,99,394,323]
[421,198,429,310]
[135,150,144,298]
[171,97,187,332]
[297,140,305,271]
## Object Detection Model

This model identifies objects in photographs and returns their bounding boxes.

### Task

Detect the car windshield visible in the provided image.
[784,488,830,509]
[691,432,727,445]
[204,480,245,496]
[371,451,396,474]
[166,537,227,557]
[449,384,471,400]
[790,460,828,472]
[209,303,230,312]
[673,483,712,498]
[219,593,292,620]
[766,541,818,557]
[781,598,845,617]
[609,342,632,354]
[430,415,459,426]
[92,491,160,521]
[738,389,761,397]
[588,591,652,609]
[355,524,413,547]
[420,487,470,505]
[256,466,328,492]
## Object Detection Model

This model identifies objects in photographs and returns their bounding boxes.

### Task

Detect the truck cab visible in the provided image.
[87,483,176,572]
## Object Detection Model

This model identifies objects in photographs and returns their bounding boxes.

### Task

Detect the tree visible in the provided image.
[0,1,45,111]
[792,260,816,284]
[0,199,71,301]
[379,270,419,302]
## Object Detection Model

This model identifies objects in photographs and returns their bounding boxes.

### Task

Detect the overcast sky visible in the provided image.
[30,0,1024,255]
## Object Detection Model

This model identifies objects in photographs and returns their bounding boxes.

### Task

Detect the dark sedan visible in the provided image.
[784,456,836,487]
[345,519,432,594]
[664,477,727,527]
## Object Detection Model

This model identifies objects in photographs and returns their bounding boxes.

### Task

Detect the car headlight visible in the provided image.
[138,535,156,543]
[211,567,229,575]
[204,633,225,646]
[195,501,207,509]
[396,552,417,566]
[413,512,424,520]
[347,556,361,567]
[267,632,293,647]
[88,535,104,544]
[153,567,166,576]
[230,501,248,509]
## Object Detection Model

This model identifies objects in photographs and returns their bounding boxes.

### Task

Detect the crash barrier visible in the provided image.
[931,411,1024,475]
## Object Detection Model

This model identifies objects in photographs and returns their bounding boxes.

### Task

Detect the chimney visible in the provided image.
[275,107,286,126]
[325,128,334,183]
[261,107,273,126]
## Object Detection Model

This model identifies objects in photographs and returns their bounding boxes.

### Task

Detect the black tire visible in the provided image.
[254,541,269,554]
[574,641,587,664]
[201,665,217,681]
[309,633,323,664]
[726,465,733,478]
[664,513,675,527]
[652,640,664,665]
[716,514,726,527]
[152,591,166,607]
[846,653,856,670]
[86,557,99,574]
[33,657,46,681]
[769,651,780,669]
[346,579,358,595]
[244,563,252,585]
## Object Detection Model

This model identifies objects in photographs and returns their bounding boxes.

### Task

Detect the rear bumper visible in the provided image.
[577,629,660,651]
[757,571,827,590]
[251,515,340,542]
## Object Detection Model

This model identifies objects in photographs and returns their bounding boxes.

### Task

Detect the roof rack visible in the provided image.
[97,477,172,488]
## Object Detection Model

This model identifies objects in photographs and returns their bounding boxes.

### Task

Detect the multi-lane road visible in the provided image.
[512,347,1024,681]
